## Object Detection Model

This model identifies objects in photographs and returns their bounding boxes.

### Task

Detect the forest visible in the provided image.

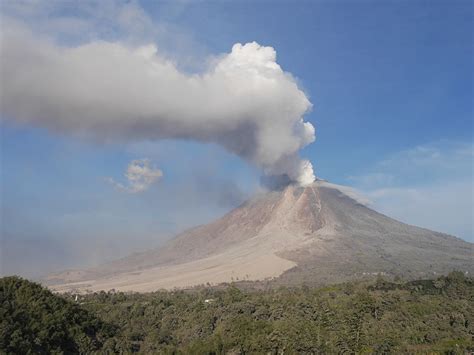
[1,272,472,354]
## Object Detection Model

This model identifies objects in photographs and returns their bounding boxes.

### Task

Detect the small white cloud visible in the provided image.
[107,159,163,193]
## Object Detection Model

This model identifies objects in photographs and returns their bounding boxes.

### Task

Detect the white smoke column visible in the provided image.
[1,25,316,185]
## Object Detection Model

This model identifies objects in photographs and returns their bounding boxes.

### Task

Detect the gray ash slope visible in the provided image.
[273,181,472,285]
[47,180,473,292]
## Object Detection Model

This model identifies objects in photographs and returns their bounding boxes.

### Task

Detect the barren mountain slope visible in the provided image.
[46,180,473,292]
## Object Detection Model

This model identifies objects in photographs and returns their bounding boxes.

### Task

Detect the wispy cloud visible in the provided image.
[348,140,473,241]
[349,140,473,188]
[107,159,163,193]
[1,0,158,44]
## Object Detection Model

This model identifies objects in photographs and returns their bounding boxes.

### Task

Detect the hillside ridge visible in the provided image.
[46,180,473,292]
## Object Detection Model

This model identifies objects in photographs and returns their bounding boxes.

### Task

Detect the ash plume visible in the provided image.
[1,24,316,185]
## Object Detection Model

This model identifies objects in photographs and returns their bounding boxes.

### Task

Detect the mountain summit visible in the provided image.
[47,180,473,292]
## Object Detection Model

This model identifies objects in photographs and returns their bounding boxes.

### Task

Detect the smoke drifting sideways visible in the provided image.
[1,25,316,186]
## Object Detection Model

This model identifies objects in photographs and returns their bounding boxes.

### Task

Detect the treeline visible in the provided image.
[1,272,473,354]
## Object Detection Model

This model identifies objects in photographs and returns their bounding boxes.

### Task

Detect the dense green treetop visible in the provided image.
[1,272,473,354]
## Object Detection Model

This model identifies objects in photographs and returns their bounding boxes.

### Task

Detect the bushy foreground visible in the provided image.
[0,276,115,354]
[1,272,473,354]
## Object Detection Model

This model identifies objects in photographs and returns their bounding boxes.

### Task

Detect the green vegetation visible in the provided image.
[1,272,473,354]
[0,276,115,354]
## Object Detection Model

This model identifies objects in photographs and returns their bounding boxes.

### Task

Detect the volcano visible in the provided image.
[47,180,473,292]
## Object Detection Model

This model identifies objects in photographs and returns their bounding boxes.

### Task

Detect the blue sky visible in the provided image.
[1,0,472,277]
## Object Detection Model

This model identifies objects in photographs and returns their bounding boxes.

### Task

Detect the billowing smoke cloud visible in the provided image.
[106,158,163,193]
[1,25,316,185]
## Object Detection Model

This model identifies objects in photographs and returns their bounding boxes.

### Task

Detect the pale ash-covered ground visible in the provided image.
[46,180,473,293]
